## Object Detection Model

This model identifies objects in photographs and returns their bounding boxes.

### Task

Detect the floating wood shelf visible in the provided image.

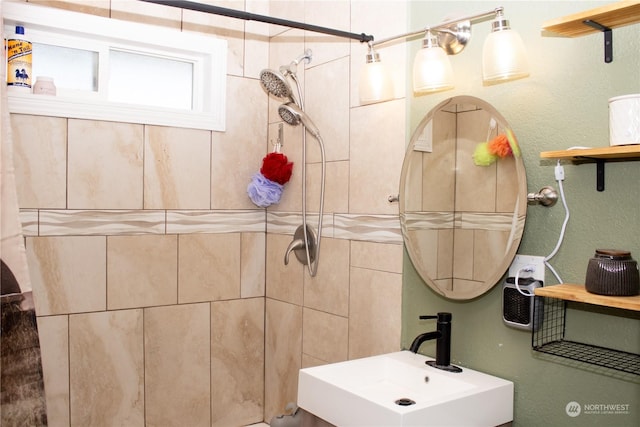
[542,1,640,37]
[535,283,640,311]
[540,145,640,162]
[540,145,640,191]
[542,1,640,63]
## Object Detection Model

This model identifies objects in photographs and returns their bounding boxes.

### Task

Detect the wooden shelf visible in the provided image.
[540,145,640,191]
[535,283,640,311]
[540,145,640,162]
[542,1,640,37]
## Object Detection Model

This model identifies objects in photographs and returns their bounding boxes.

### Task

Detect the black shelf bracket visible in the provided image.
[596,159,605,191]
[583,19,613,63]
[574,157,607,191]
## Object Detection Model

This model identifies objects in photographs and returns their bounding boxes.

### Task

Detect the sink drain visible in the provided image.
[395,398,416,406]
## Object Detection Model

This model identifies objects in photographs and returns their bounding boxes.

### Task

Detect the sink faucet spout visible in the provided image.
[409,312,462,373]
[409,331,441,353]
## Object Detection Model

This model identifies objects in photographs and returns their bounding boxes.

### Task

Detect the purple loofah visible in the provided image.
[247,172,284,207]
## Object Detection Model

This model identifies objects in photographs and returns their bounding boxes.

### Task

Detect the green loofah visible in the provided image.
[473,142,497,166]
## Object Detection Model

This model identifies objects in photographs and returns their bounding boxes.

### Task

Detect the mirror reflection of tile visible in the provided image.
[402,98,525,299]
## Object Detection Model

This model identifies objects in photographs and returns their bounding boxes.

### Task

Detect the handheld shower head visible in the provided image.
[259,69,294,100]
[278,103,301,126]
[278,102,321,139]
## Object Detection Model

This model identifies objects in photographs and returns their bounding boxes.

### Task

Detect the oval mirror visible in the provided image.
[400,96,527,300]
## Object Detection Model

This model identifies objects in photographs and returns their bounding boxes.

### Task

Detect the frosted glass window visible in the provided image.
[4,1,227,130]
[32,43,98,91]
[108,50,193,110]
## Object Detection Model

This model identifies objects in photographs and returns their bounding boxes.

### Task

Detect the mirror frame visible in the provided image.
[400,96,527,300]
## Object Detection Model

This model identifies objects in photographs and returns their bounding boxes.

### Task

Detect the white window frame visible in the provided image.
[3,2,227,131]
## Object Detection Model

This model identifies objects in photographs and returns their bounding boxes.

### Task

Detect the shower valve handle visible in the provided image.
[284,239,305,265]
[284,238,305,265]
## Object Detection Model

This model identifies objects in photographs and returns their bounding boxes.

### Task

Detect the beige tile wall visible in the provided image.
[12,0,408,425]
[69,309,145,426]
[263,0,407,420]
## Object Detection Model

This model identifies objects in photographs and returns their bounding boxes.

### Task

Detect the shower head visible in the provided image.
[259,68,294,100]
[278,102,321,139]
[260,50,313,106]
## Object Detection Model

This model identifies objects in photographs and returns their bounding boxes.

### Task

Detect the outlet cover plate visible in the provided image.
[509,255,545,283]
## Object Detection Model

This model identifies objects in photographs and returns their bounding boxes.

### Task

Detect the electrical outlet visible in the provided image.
[509,255,545,283]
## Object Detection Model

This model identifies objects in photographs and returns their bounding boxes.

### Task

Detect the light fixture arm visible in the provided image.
[138,0,374,42]
[371,7,503,48]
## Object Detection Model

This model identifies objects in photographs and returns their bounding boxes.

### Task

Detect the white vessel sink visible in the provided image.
[298,351,513,426]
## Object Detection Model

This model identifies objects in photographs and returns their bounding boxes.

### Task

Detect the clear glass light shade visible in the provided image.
[482,28,529,83]
[412,44,454,94]
[359,60,394,105]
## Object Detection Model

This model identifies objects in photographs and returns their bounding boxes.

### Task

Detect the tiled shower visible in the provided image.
[11,0,409,425]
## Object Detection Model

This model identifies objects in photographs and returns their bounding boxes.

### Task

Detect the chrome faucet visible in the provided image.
[409,312,462,373]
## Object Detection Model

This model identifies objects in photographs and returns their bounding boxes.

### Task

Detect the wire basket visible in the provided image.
[532,296,640,375]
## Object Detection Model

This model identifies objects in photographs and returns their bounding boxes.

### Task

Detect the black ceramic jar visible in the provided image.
[585,249,640,296]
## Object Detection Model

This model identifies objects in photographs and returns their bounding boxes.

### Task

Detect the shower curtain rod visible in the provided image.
[138,0,375,43]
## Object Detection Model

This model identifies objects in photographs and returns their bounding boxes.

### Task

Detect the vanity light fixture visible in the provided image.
[412,30,454,94]
[359,43,395,105]
[363,6,530,102]
[482,8,530,83]
[138,1,528,104]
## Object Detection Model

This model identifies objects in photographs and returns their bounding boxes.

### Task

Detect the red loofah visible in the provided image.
[487,134,513,158]
[260,152,293,185]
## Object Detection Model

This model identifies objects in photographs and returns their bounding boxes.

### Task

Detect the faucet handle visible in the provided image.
[419,313,452,322]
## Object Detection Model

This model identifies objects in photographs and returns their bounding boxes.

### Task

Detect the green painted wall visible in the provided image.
[402,1,639,426]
